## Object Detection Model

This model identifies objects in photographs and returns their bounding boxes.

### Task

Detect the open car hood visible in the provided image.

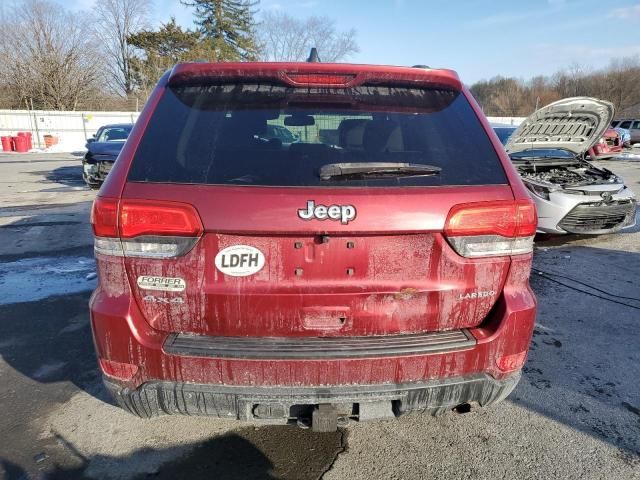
[504,97,614,156]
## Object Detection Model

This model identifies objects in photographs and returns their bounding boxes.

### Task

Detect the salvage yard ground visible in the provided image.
[0,153,639,480]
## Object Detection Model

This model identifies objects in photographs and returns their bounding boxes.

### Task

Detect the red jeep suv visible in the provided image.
[89,62,537,431]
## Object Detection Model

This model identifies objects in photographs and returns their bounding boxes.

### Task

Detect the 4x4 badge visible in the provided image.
[298,200,356,224]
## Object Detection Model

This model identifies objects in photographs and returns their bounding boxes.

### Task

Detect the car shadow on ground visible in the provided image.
[28,165,89,192]
[0,427,345,480]
[1,434,278,480]
[0,291,104,403]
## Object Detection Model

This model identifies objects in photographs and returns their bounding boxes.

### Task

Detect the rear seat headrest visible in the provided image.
[338,119,369,149]
[363,119,403,152]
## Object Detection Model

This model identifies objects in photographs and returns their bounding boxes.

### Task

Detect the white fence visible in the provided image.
[0,109,141,150]
[0,109,524,151]
[488,116,526,126]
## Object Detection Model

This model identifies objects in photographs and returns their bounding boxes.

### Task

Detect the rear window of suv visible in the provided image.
[128,83,507,187]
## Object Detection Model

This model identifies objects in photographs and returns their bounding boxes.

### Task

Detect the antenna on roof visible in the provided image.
[412,65,430,69]
[307,48,321,63]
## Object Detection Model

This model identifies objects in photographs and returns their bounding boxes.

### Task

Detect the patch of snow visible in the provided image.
[32,361,67,380]
[58,321,86,335]
[0,256,96,304]
[610,152,640,161]
[44,139,88,153]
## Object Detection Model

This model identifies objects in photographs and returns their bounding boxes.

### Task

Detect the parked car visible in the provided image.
[613,126,632,148]
[82,123,133,187]
[89,61,538,431]
[588,128,624,160]
[492,124,517,145]
[504,97,636,234]
[610,119,640,144]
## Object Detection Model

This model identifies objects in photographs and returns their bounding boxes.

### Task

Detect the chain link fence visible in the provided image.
[0,109,526,151]
[0,109,141,150]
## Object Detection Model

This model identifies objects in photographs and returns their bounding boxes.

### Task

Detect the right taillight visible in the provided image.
[444,200,537,258]
[91,197,203,258]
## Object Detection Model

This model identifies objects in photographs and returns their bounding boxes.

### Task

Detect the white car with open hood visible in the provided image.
[504,97,637,234]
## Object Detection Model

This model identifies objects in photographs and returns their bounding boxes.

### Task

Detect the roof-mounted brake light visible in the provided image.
[285,73,356,85]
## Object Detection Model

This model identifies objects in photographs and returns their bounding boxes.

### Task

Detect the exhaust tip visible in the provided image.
[453,403,471,414]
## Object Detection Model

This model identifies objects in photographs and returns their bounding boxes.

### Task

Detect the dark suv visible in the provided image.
[89,62,537,431]
[83,123,133,187]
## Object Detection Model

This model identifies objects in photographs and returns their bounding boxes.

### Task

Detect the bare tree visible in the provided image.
[525,75,560,112]
[490,78,526,116]
[603,56,640,116]
[552,63,591,99]
[93,0,151,96]
[258,12,358,62]
[0,0,102,110]
[471,58,640,118]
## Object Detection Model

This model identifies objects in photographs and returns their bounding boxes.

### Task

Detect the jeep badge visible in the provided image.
[298,200,356,224]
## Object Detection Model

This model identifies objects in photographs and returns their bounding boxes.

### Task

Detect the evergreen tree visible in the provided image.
[129,18,201,61]
[180,0,259,61]
[128,17,216,95]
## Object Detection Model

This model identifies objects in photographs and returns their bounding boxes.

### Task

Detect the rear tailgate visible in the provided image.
[122,184,513,336]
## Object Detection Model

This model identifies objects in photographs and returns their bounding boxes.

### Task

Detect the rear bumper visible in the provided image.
[90,254,536,421]
[104,372,521,422]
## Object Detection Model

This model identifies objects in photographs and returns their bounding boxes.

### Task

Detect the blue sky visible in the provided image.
[57,0,640,83]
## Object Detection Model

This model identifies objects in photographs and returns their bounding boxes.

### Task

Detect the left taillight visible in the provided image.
[119,200,203,238]
[91,197,203,258]
[91,197,119,237]
[444,200,537,258]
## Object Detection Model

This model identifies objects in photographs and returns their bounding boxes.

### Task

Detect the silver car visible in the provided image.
[504,97,637,234]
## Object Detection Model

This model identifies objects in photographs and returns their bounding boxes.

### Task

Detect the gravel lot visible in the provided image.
[0,152,638,480]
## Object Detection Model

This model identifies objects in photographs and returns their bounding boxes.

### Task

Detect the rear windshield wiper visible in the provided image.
[319,162,441,181]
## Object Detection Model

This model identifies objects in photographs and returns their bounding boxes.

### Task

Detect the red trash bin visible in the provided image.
[18,132,32,150]
[0,136,11,152]
[13,135,28,153]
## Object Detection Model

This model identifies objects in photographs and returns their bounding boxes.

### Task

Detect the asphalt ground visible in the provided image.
[0,152,638,480]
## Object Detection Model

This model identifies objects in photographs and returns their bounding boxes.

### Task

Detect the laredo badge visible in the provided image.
[137,276,186,292]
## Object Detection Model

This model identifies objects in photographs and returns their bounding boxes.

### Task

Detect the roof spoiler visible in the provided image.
[167,63,461,90]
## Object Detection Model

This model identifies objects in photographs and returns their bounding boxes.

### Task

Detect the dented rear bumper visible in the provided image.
[104,372,521,422]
